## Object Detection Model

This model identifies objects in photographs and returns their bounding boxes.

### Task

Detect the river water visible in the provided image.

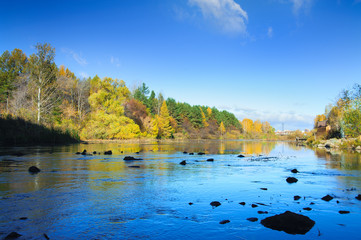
[0,140,360,239]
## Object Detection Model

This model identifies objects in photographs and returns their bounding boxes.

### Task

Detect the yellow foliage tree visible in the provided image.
[219,121,226,139]
[253,120,263,133]
[200,107,209,127]
[242,118,254,133]
[207,107,212,118]
[157,100,174,138]
[81,77,140,139]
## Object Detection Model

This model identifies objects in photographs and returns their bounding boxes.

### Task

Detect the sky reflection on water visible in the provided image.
[0,140,360,239]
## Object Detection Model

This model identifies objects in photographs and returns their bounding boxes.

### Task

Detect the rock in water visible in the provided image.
[207,158,214,162]
[4,232,22,239]
[123,156,142,161]
[261,211,315,235]
[28,166,41,173]
[239,202,246,206]
[104,150,112,155]
[210,201,221,207]
[356,194,361,200]
[179,160,187,165]
[197,152,205,155]
[247,217,258,222]
[219,220,230,224]
[339,210,350,214]
[321,195,333,201]
[291,169,299,173]
[286,177,298,183]
[294,195,301,201]
[237,154,245,158]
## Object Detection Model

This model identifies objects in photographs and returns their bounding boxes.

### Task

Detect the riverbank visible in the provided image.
[309,137,361,151]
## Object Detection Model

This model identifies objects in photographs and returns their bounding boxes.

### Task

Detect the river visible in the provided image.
[0,140,360,239]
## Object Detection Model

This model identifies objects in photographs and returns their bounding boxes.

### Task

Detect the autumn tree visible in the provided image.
[157,100,174,138]
[28,43,58,123]
[0,49,27,113]
[81,77,140,139]
[219,121,225,139]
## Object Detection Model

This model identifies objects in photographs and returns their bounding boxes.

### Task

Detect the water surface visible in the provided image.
[0,140,360,239]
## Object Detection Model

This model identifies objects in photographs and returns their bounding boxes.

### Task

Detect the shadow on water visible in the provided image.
[0,116,79,146]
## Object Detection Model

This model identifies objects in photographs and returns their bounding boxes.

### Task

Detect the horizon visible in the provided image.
[1,0,360,131]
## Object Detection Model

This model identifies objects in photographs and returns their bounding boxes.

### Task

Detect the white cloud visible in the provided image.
[289,0,313,15]
[62,48,87,66]
[220,105,313,130]
[110,56,121,68]
[188,0,248,34]
[267,27,273,38]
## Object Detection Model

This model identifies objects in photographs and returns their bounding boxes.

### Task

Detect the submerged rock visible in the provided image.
[4,232,22,239]
[286,177,298,183]
[291,169,299,173]
[19,217,28,220]
[321,195,333,202]
[251,204,258,208]
[197,152,205,155]
[356,194,361,200]
[189,153,194,155]
[104,150,112,155]
[239,202,246,206]
[28,166,41,174]
[237,154,245,158]
[247,217,258,222]
[179,160,187,165]
[258,211,268,214]
[128,165,140,168]
[339,210,350,214]
[303,207,312,211]
[123,156,143,161]
[294,195,301,201]
[260,188,268,191]
[261,211,315,235]
[188,202,193,205]
[219,220,230,224]
[206,158,214,162]
[210,201,221,207]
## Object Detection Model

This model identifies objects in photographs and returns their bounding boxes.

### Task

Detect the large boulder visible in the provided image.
[261,211,315,235]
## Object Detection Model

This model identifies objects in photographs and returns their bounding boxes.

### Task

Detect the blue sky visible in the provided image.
[1,0,361,130]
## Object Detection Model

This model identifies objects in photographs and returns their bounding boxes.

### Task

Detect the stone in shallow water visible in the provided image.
[239,202,246,206]
[219,220,230,224]
[321,195,333,201]
[28,166,40,173]
[286,177,298,183]
[237,154,245,158]
[179,160,187,165]
[339,210,350,214]
[4,232,22,239]
[261,211,315,235]
[123,156,142,161]
[206,158,214,162]
[356,194,361,200]
[247,217,258,222]
[294,195,301,201]
[210,201,221,207]
[291,169,299,173]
